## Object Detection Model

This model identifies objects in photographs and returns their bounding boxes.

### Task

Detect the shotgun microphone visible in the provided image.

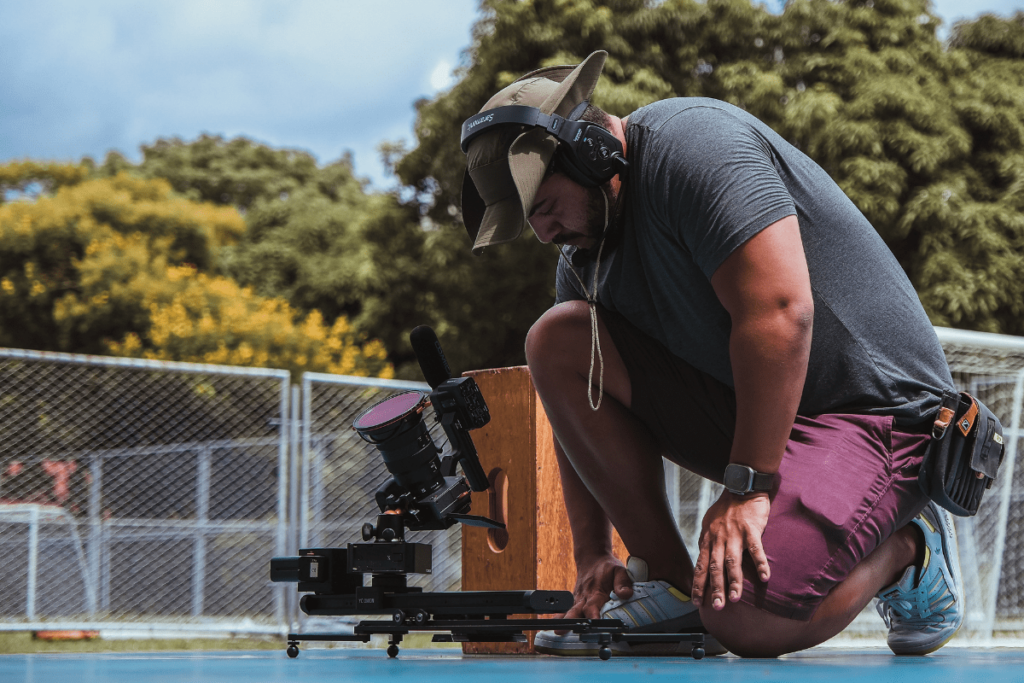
[410,325,451,389]
[408,325,490,492]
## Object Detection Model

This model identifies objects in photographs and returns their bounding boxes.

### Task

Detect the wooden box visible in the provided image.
[460,366,626,654]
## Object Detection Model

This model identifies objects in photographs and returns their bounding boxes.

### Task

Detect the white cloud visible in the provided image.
[430,60,456,92]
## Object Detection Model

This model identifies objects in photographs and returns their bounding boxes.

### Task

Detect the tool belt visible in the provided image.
[919,390,1006,516]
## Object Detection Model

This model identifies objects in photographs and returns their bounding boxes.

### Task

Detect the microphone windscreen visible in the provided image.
[410,325,451,389]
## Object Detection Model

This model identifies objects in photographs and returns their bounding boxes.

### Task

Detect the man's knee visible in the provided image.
[699,602,814,658]
[525,300,591,372]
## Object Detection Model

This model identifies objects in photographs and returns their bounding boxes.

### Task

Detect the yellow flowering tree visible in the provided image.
[0,163,393,378]
[108,265,392,378]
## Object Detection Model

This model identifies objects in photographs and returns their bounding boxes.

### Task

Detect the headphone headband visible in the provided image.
[460,102,628,187]
[460,106,583,153]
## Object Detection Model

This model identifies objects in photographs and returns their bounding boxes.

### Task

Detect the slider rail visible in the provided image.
[300,589,573,617]
[286,617,707,659]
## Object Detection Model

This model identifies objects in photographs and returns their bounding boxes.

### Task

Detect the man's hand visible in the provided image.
[692,491,771,610]
[555,554,633,633]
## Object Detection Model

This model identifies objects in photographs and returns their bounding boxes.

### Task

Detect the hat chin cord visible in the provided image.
[556,186,609,412]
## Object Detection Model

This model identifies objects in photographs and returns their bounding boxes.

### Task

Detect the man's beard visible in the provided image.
[550,185,607,246]
[581,181,620,248]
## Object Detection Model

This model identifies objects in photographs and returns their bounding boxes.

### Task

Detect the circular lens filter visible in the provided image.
[352,391,427,431]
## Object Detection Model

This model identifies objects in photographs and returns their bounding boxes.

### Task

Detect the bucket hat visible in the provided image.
[461,51,607,254]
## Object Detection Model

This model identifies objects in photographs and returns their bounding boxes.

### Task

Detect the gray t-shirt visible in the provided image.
[555,98,953,426]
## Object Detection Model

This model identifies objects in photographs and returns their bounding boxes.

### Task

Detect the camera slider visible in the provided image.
[272,547,708,661]
[285,616,709,661]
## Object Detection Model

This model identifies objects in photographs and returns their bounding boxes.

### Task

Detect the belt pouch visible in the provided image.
[918,390,1006,517]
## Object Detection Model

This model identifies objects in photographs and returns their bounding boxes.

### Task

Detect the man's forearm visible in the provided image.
[553,438,616,563]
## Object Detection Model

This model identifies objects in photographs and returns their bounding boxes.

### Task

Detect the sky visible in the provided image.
[1,0,1021,190]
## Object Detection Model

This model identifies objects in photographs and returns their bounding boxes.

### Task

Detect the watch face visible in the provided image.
[724,465,753,492]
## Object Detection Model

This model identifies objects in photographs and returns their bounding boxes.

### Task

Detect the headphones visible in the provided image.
[460,101,628,188]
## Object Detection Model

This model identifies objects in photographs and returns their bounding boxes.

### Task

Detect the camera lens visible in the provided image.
[353,391,444,499]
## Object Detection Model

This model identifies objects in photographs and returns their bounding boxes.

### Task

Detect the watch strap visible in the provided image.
[750,470,774,493]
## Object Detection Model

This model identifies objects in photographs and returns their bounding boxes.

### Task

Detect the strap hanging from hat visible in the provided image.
[556,188,610,412]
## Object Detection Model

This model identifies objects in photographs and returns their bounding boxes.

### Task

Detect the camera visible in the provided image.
[351,376,491,533]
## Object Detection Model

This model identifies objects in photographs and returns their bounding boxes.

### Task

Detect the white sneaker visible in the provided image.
[876,502,964,655]
[533,556,727,656]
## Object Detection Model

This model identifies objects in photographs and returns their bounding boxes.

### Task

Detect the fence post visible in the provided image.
[26,505,39,620]
[300,375,312,550]
[288,384,301,629]
[664,460,681,527]
[274,379,290,628]
[693,479,716,553]
[87,454,102,616]
[193,445,211,617]
[982,368,1024,641]
[310,435,324,549]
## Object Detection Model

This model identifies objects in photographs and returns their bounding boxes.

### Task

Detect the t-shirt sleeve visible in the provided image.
[645,106,797,280]
[554,256,585,304]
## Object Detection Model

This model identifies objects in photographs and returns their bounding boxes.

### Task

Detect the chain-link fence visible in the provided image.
[933,327,1024,638]
[3,325,1023,641]
[0,350,460,636]
[0,349,291,634]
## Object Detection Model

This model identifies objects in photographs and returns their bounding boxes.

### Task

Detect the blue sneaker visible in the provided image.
[875,502,964,655]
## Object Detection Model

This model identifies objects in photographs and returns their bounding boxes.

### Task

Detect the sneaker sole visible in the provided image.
[895,628,959,657]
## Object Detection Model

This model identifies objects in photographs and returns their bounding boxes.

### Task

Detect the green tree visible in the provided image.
[395,0,1024,343]
[109,135,387,328]
[104,134,330,210]
[914,12,1024,332]
[0,170,244,352]
[119,136,431,374]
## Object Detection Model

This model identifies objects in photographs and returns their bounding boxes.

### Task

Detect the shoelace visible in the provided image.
[878,598,948,629]
[877,572,954,629]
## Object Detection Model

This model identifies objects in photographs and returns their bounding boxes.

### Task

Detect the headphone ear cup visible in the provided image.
[553,150,600,188]
[559,124,623,186]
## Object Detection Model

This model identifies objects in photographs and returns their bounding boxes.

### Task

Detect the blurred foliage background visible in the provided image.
[2,0,1023,379]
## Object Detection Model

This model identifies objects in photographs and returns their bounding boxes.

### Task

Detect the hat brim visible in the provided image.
[467,127,557,254]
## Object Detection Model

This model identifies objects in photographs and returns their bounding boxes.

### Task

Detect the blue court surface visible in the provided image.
[3,646,1024,683]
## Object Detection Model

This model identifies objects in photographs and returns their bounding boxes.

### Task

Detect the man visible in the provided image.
[459,51,963,657]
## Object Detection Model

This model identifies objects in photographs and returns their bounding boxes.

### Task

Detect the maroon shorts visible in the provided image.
[599,307,931,621]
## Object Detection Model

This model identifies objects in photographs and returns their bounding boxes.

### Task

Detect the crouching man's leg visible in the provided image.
[525,300,696,607]
[527,301,751,656]
[696,415,963,657]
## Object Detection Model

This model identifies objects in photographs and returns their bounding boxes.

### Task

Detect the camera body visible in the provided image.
[352,375,490,532]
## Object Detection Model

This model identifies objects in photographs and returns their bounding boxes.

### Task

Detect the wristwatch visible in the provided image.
[723,463,775,495]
